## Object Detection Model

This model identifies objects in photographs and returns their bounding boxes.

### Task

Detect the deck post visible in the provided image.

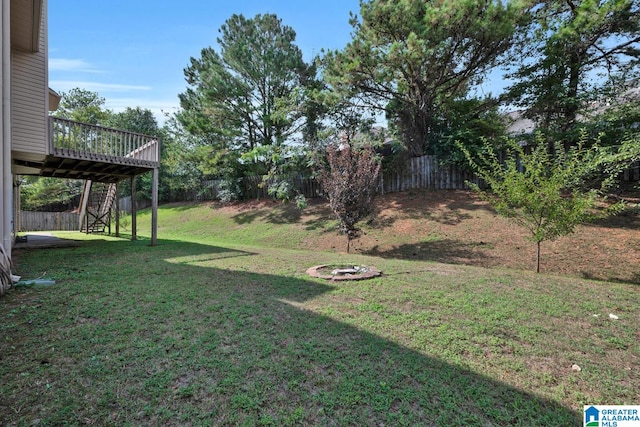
[115,182,120,237]
[151,168,158,246]
[131,176,137,241]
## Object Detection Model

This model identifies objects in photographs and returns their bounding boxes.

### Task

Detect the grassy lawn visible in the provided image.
[1,198,639,425]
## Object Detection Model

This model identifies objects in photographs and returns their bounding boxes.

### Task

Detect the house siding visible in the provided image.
[11,0,47,157]
[1,0,11,254]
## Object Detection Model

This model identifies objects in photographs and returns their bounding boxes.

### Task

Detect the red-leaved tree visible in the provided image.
[317,143,381,253]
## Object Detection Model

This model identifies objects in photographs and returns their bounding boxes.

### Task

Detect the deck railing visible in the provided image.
[49,117,160,167]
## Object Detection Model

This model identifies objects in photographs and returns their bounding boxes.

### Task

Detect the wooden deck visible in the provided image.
[13,117,160,183]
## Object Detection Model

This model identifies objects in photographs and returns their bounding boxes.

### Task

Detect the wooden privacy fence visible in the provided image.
[214,157,472,201]
[179,176,322,201]
[16,159,639,231]
[622,161,640,182]
[241,175,322,200]
[20,211,79,232]
[117,196,151,215]
[378,156,639,193]
[380,155,478,193]
[230,155,638,199]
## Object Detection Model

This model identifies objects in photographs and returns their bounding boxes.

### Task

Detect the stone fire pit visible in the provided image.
[306,264,382,281]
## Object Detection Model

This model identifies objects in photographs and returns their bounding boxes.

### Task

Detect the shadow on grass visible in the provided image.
[157,201,206,212]
[2,238,577,426]
[581,270,640,286]
[231,201,303,225]
[363,239,498,267]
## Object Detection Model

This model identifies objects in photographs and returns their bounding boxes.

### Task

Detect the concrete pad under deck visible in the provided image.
[13,232,80,249]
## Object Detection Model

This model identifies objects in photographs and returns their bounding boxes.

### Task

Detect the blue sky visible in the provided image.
[48,0,361,122]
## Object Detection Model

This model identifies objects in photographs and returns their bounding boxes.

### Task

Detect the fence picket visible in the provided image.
[20,211,79,232]
[18,154,639,231]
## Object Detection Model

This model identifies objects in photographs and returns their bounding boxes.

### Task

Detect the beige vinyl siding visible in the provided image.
[10,0,40,52]
[11,0,46,156]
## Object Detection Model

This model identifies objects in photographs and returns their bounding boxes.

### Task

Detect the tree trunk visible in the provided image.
[562,50,582,142]
[395,100,430,157]
[346,236,351,254]
[536,241,541,273]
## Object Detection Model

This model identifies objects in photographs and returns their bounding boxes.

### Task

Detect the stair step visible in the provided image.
[79,181,117,234]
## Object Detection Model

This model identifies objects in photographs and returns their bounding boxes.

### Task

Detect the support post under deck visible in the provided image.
[151,168,158,246]
[115,183,120,237]
[131,176,137,241]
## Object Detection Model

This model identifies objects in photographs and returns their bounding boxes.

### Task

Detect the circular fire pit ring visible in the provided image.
[306,264,382,281]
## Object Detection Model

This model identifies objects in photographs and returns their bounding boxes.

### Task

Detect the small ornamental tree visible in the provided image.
[317,143,382,253]
[460,134,620,273]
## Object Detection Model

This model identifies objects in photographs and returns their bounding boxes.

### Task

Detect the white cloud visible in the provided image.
[106,97,181,124]
[49,58,101,73]
[107,97,179,112]
[48,80,180,124]
[49,80,152,93]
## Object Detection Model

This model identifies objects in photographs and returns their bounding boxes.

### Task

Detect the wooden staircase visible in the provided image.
[78,180,117,233]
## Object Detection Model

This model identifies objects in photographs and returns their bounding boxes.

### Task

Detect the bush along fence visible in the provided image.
[17,157,640,231]
[98,154,639,207]
[169,155,477,203]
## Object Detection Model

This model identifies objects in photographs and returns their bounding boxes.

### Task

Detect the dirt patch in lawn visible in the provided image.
[290,189,640,283]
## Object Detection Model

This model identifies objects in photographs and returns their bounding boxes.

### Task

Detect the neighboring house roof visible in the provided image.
[584,84,640,117]
[505,110,536,136]
[505,81,640,137]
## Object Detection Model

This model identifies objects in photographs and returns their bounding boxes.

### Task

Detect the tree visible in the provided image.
[31,88,113,210]
[459,134,622,273]
[54,88,111,125]
[317,142,381,253]
[580,134,640,194]
[313,86,378,148]
[160,116,212,201]
[427,98,508,167]
[178,13,311,176]
[107,107,160,136]
[20,176,83,211]
[106,107,162,202]
[506,0,640,142]
[323,0,527,157]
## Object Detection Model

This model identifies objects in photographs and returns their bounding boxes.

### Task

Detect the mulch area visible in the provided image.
[296,189,640,283]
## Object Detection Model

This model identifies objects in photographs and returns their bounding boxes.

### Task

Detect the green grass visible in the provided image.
[1,202,639,426]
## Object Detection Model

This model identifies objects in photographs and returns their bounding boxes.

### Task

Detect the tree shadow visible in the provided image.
[303,218,339,234]
[423,210,475,226]
[2,238,578,425]
[364,239,497,267]
[230,201,303,225]
[581,270,640,286]
[368,209,476,229]
[158,201,204,212]
[585,206,640,230]
[379,190,497,218]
